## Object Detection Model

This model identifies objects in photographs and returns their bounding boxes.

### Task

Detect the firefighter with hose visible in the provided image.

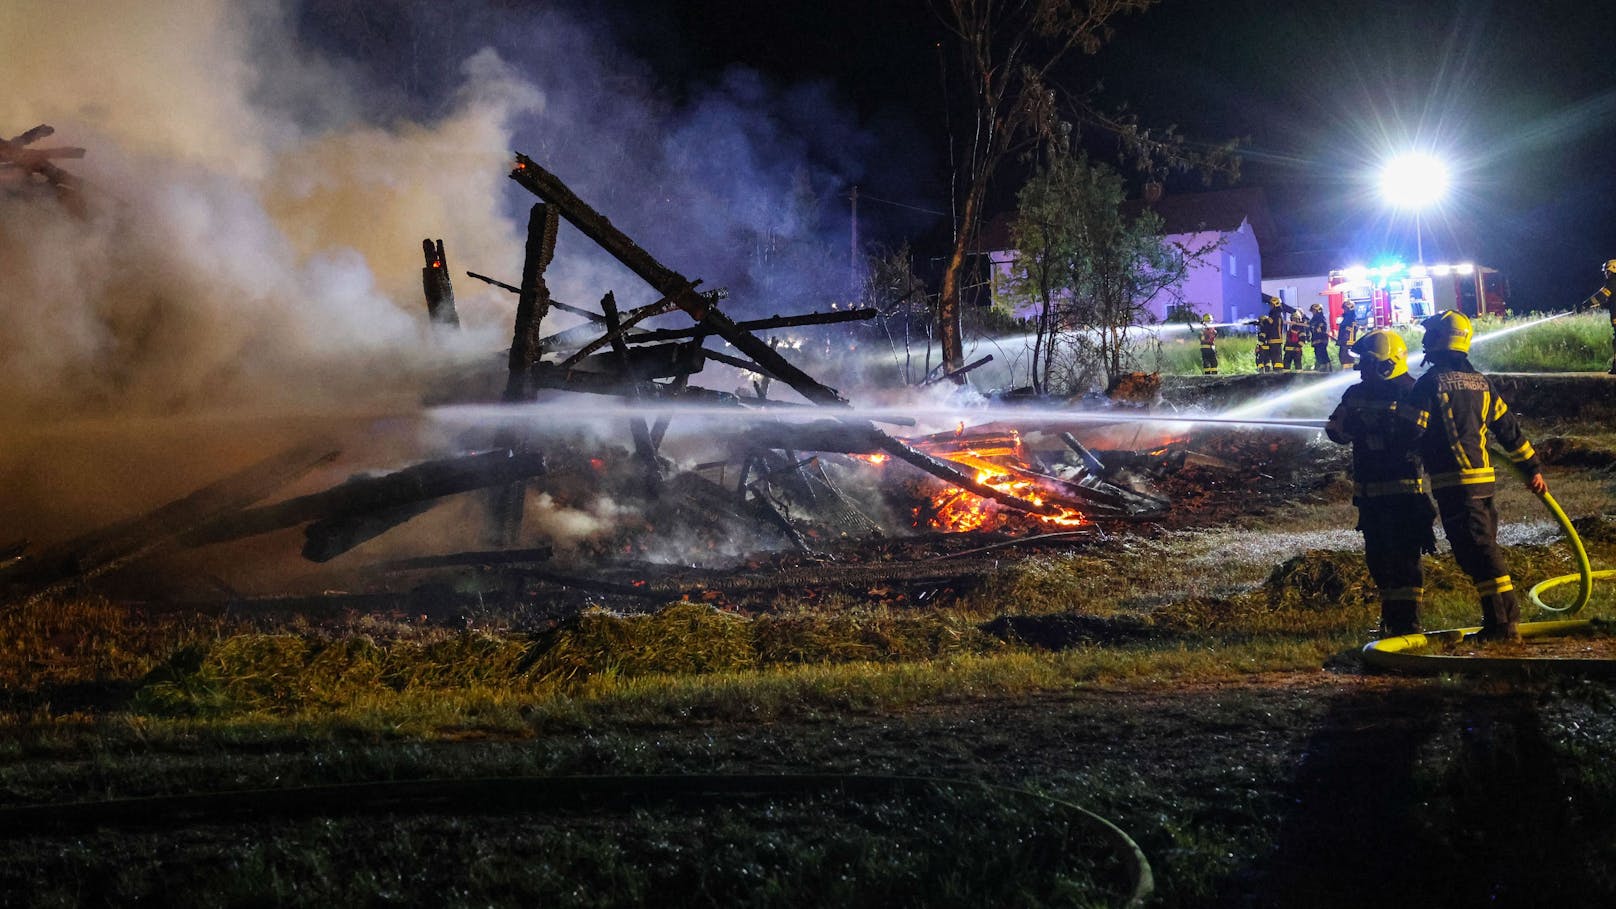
[1308,302,1332,371]
[1406,310,1549,643]
[1198,313,1219,375]
[1325,330,1434,636]
[1580,259,1616,375]
[1336,299,1362,369]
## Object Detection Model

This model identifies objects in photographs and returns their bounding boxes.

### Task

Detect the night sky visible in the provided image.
[304,0,1615,312]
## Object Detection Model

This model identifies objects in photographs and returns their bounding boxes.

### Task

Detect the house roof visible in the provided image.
[1124,186,1276,248]
[976,186,1277,254]
[1262,248,1342,279]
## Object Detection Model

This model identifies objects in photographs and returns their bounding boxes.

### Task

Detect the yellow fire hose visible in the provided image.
[1362,490,1612,674]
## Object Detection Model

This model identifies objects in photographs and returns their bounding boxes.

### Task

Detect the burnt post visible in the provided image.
[602,291,663,496]
[490,203,560,546]
[510,154,847,406]
[421,239,460,328]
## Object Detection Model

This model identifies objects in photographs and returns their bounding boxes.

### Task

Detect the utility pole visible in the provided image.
[849,184,859,292]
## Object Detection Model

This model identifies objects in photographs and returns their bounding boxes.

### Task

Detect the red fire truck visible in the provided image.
[1324,261,1507,330]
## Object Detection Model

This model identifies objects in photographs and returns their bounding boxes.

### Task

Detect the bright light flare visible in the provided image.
[1380,153,1449,209]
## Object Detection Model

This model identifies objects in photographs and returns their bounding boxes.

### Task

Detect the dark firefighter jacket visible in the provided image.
[1406,358,1541,500]
[1582,274,1616,325]
[1325,373,1425,503]
[1258,311,1282,343]
[1336,308,1361,347]
[1308,312,1330,344]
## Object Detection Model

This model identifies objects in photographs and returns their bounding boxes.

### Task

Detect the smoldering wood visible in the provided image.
[624,308,877,344]
[378,548,556,571]
[1059,432,1108,475]
[7,125,54,146]
[302,500,440,563]
[506,203,561,381]
[570,341,705,380]
[184,449,548,547]
[467,271,626,328]
[699,348,782,381]
[6,443,339,602]
[872,433,1065,518]
[603,290,664,495]
[510,153,847,406]
[0,130,83,192]
[663,471,809,552]
[556,295,685,368]
[420,238,460,327]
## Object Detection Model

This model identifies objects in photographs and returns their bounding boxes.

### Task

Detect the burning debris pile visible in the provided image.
[2,147,1267,620]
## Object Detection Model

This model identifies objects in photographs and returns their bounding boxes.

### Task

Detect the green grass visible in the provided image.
[1151,312,1615,376]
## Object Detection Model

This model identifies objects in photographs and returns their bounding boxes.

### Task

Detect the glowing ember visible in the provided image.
[852,452,889,465]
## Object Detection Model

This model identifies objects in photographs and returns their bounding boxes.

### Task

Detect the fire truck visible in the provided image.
[1323,261,1508,331]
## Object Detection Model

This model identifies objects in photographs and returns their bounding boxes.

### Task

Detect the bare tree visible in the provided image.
[933,0,1238,376]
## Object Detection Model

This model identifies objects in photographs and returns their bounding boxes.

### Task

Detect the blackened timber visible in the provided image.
[379,548,555,571]
[302,500,440,563]
[421,239,460,327]
[700,348,780,380]
[556,295,681,368]
[184,449,548,547]
[921,355,994,387]
[506,203,560,381]
[510,153,846,406]
[603,291,663,494]
[571,341,704,380]
[9,444,339,602]
[466,271,619,327]
[626,308,877,343]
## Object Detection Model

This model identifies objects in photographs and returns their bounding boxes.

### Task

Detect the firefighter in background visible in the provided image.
[1308,302,1333,371]
[1407,310,1549,642]
[1258,295,1285,372]
[1580,259,1616,375]
[1282,312,1305,371]
[1336,299,1362,369]
[1198,313,1219,375]
[1325,330,1434,635]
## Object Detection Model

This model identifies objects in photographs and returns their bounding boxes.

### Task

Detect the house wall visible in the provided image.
[1261,273,1332,316]
[1149,220,1262,323]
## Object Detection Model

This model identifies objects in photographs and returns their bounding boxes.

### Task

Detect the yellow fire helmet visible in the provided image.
[1605,259,1616,276]
[1291,311,1304,323]
[1202,313,1213,323]
[1342,299,1356,310]
[1268,295,1283,308]
[1310,302,1324,313]
[1420,309,1473,354]
[1352,329,1409,379]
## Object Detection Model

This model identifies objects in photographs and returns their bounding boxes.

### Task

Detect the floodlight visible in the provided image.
[1380,153,1449,209]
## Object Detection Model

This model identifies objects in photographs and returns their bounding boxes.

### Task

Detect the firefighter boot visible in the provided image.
[1380,601,1420,637]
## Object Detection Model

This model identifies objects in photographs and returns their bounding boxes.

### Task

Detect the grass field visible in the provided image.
[1150,311,1613,376]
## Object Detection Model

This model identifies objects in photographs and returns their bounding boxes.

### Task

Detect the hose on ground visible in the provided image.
[1362,489,1607,673]
[0,773,1154,909]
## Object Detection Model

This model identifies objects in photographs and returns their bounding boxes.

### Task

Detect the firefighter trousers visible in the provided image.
[1312,342,1332,371]
[1435,493,1519,631]
[1359,495,1436,634]
[1283,348,1302,370]
[1200,347,1218,374]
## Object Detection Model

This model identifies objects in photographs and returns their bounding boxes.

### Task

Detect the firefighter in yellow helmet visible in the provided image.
[1282,311,1305,370]
[1325,329,1433,635]
[1307,302,1332,371]
[1405,309,1548,642]
[1257,295,1285,372]
[1580,259,1616,374]
[1198,313,1219,375]
[1336,299,1361,368]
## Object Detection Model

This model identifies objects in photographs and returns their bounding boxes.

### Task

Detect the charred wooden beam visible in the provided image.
[872,431,1064,518]
[302,500,439,563]
[506,203,560,383]
[921,354,994,387]
[7,444,338,602]
[625,308,877,344]
[420,239,460,327]
[185,449,548,547]
[466,271,624,327]
[7,125,54,146]
[511,153,847,406]
[570,341,705,380]
[700,347,780,380]
[378,548,555,571]
[603,291,663,495]
[557,295,683,368]
[0,131,82,192]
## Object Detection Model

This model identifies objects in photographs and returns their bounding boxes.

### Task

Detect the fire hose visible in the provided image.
[0,774,1152,908]
[1362,489,1613,674]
